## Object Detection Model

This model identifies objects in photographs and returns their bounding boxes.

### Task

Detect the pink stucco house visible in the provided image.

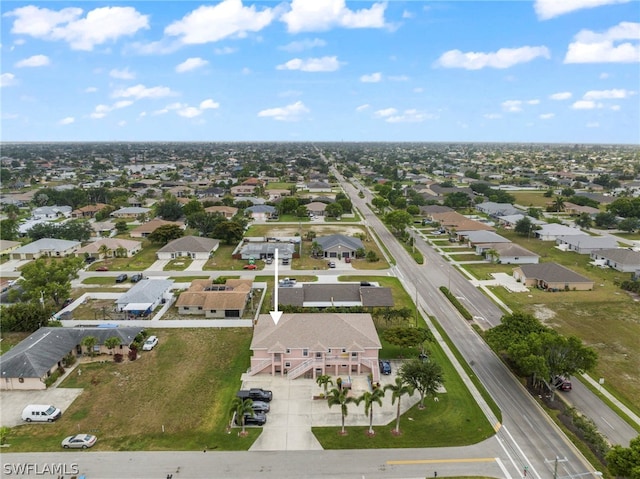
[248,313,381,381]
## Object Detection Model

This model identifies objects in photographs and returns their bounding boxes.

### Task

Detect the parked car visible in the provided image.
[236,412,267,426]
[61,434,97,449]
[250,400,270,413]
[115,273,128,283]
[243,264,257,270]
[265,258,273,265]
[344,257,351,263]
[142,335,158,351]
[84,256,96,264]
[22,404,62,422]
[379,360,392,375]
[130,273,143,283]
[552,375,572,391]
[328,261,336,268]
[237,388,273,402]
[96,265,109,271]
[360,281,371,287]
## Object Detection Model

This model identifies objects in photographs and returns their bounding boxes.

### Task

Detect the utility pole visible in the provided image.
[546,456,568,479]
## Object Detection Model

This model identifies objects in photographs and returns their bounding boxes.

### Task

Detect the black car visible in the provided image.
[237,388,273,402]
[237,412,267,426]
[115,274,128,283]
[84,256,96,264]
[250,400,270,413]
[130,273,143,283]
[379,360,392,375]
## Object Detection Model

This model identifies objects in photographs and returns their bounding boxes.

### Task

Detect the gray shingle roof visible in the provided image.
[315,234,364,251]
[116,279,173,306]
[12,238,81,254]
[1,327,142,379]
[278,283,394,308]
[518,263,593,284]
[591,248,640,265]
[157,235,219,254]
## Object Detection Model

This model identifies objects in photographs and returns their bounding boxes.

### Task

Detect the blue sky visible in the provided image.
[1,0,639,143]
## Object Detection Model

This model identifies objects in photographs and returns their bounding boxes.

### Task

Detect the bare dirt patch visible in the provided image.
[532,304,556,322]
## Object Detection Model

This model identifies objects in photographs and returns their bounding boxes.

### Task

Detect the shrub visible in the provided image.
[439,286,473,320]
[127,349,137,361]
[113,353,124,363]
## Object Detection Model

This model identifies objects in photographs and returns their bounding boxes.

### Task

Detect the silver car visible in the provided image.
[61,434,97,449]
[251,400,270,413]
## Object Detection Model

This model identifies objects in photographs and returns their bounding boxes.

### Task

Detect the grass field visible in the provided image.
[6,329,259,452]
[511,191,553,208]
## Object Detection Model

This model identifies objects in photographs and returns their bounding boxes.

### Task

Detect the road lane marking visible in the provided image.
[387,458,496,465]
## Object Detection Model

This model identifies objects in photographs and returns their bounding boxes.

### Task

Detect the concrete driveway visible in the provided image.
[0,387,83,427]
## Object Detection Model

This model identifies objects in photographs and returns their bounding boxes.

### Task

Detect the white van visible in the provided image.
[21,404,62,422]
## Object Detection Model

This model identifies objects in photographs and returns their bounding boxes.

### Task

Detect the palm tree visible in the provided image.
[98,244,111,260]
[384,377,415,435]
[104,336,122,355]
[552,196,565,213]
[230,397,254,436]
[326,387,357,435]
[356,387,385,436]
[81,336,98,357]
[485,248,500,264]
[315,374,333,395]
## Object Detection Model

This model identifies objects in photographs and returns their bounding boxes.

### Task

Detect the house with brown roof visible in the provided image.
[248,313,381,380]
[129,219,186,238]
[71,203,109,219]
[513,263,594,291]
[305,201,328,217]
[175,279,252,318]
[204,205,238,218]
[430,211,495,233]
[476,242,540,264]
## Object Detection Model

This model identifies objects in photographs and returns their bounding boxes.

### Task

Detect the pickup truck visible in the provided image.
[237,388,273,402]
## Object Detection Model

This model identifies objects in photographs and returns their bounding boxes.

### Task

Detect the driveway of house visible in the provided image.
[185,259,207,271]
[145,259,170,271]
[0,387,83,428]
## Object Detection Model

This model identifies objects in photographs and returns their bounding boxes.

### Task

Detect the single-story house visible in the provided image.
[71,203,109,219]
[306,182,332,193]
[248,313,381,380]
[76,238,142,259]
[10,238,81,260]
[563,202,600,216]
[245,205,277,221]
[230,185,256,197]
[129,219,186,238]
[115,279,174,318]
[534,224,583,241]
[513,263,594,291]
[277,283,394,309]
[457,230,511,246]
[238,242,296,261]
[305,202,328,217]
[497,214,546,229]
[111,206,151,219]
[590,249,640,273]
[476,242,540,264]
[430,211,495,233]
[32,205,72,220]
[418,205,454,216]
[556,234,618,254]
[175,279,252,318]
[0,327,142,390]
[90,221,117,238]
[476,202,521,218]
[204,205,238,218]
[156,235,219,260]
[315,234,364,259]
[0,239,21,255]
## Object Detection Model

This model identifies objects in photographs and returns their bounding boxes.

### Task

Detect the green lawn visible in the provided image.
[511,191,552,208]
[163,257,192,271]
[5,329,260,452]
[0,332,30,354]
[203,244,250,271]
[87,242,160,271]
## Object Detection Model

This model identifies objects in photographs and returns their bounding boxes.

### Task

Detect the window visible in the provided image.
[327,348,332,353]
[286,348,291,354]
[351,352,358,358]
[315,352,322,358]
[341,348,346,353]
[198,306,203,310]
[303,349,308,357]
[285,362,291,368]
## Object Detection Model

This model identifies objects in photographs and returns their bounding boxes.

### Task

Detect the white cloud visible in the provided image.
[58,116,75,125]
[242,67,252,75]
[373,108,398,118]
[90,100,133,118]
[165,1,275,45]
[610,104,621,110]
[279,38,327,52]
[109,68,135,80]
[257,100,309,121]
[177,106,202,118]
[112,84,176,99]
[436,46,550,69]
[199,98,220,110]
[176,57,208,73]
[0,73,17,87]
[356,104,370,112]
[5,5,149,51]
[572,100,602,109]
[564,22,640,63]
[599,72,610,79]
[534,0,630,20]
[413,87,424,93]
[85,86,98,93]
[587,121,600,128]
[583,88,636,99]
[360,72,382,83]
[214,46,237,55]
[484,113,502,119]
[281,0,387,33]
[15,54,50,68]
[276,56,341,72]
[527,99,540,105]
[539,113,555,119]
[502,100,523,112]
[549,91,572,100]
[117,120,127,127]
[402,10,414,19]
[385,109,435,123]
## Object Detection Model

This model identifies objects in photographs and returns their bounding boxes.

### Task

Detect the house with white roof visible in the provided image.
[156,235,219,260]
[10,238,81,260]
[115,279,174,318]
[590,249,640,273]
[32,205,72,220]
[534,224,583,241]
[556,234,618,254]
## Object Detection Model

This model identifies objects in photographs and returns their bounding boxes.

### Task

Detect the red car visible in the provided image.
[96,266,109,271]
[243,264,257,270]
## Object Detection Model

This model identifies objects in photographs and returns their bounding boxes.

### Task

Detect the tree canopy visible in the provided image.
[399,358,444,409]
[17,256,83,307]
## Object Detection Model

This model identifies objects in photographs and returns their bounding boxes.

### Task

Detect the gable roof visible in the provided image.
[459,231,510,244]
[116,279,173,306]
[251,313,381,351]
[278,283,394,308]
[1,327,142,379]
[490,242,539,258]
[556,234,618,249]
[130,219,185,234]
[517,263,593,284]
[591,248,640,265]
[157,236,220,254]
[12,238,80,254]
[315,234,364,251]
[76,238,141,254]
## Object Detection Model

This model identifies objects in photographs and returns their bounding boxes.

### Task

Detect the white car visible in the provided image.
[142,335,158,351]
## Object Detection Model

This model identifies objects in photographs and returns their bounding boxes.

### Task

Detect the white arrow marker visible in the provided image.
[269,248,283,325]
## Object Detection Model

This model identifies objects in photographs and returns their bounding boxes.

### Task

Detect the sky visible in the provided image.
[1,0,639,144]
